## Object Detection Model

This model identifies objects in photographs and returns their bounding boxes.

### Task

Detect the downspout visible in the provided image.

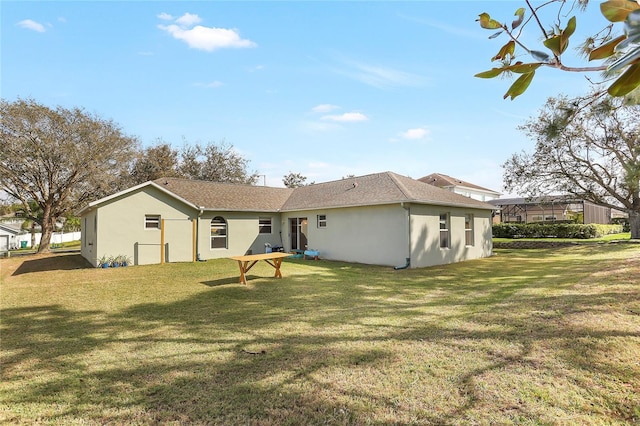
[196,207,205,261]
[394,202,411,270]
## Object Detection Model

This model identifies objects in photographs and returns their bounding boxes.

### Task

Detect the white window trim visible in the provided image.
[317,214,327,228]
[439,213,450,249]
[210,217,227,250]
[465,214,474,247]
[259,217,273,235]
[145,214,161,230]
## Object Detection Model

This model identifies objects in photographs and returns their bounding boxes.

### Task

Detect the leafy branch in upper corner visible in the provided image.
[476,0,640,100]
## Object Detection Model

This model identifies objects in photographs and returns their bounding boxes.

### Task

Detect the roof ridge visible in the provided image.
[154,176,291,190]
[386,172,413,200]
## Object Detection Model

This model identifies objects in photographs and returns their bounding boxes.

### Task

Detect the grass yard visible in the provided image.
[493,232,632,244]
[1,244,639,425]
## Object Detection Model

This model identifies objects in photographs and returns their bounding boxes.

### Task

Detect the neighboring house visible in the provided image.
[489,196,623,224]
[78,172,495,268]
[0,223,24,251]
[418,173,501,202]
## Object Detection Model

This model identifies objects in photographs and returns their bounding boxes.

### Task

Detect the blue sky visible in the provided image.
[2,1,607,192]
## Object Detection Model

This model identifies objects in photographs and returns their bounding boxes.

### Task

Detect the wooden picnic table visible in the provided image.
[229,252,291,285]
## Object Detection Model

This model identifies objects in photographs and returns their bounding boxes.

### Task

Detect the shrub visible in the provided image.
[611,217,630,232]
[493,223,623,239]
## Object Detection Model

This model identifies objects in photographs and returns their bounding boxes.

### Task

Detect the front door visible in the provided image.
[290,218,308,251]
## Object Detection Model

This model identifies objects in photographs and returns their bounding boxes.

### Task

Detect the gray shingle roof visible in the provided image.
[153,177,294,211]
[418,173,500,195]
[153,172,494,212]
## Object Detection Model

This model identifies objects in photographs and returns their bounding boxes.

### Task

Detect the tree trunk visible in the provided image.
[630,210,640,240]
[38,224,53,253]
[37,211,56,254]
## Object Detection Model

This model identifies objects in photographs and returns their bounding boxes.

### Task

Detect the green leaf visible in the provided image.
[600,0,640,23]
[589,35,626,60]
[564,16,577,38]
[608,63,640,96]
[509,63,542,74]
[503,72,535,100]
[492,40,515,61]
[475,68,505,79]
[542,16,576,55]
[477,13,503,30]
[543,35,565,56]
[512,8,525,30]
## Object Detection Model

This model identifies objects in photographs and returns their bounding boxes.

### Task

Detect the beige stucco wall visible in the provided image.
[409,204,493,268]
[280,203,492,268]
[196,212,283,260]
[82,186,197,266]
[80,210,97,264]
[82,187,493,269]
[281,204,409,267]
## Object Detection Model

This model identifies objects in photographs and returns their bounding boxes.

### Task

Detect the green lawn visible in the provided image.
[1,245,639,425]
[493,232,632,244]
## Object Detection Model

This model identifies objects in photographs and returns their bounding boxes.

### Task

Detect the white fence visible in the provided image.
[13,231,81,249]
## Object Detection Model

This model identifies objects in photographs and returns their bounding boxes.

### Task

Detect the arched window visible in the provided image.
[211,216,227,249]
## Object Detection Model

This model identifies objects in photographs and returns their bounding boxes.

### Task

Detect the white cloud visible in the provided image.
[333,57,426,89]
[17,19,46,33]
[157,12,174,20]
[397,13,481,39]
[400,127,430,140]
[158,12,256,52]
[312,104,339,113]
[321,112,368,122]
[175,12,202,27]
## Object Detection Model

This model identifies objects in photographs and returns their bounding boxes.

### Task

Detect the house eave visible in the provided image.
[281,199,495,213]
[77,181,200,216]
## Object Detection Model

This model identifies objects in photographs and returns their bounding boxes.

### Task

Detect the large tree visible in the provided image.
[129,140,258,186]
[0,98,139,253]
[503,94,640,238]
[282,172,308,188]
[476,0,640,100]
[130,140,180,184]
[176,140,258,184]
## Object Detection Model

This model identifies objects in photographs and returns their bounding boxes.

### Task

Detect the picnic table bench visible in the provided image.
[229,252,291,285]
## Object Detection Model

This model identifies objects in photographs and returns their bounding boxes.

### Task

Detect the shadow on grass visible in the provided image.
[11,253,92,276]
[2,245,639,424]
[201,274,276,287]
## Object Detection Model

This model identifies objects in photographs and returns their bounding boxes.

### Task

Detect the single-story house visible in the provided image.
[418,173,501,202]
[78,172,495,268]
[0,222,23,252]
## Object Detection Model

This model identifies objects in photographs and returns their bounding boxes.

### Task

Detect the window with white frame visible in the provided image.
[317,214,327,228]
[259,217,272,234]
[145,215,161,229]
[465,213,474,246]
[211,216,227,249]
[439,213,450,249]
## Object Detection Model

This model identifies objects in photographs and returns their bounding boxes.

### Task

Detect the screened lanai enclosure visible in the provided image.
[489,197,621,224]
